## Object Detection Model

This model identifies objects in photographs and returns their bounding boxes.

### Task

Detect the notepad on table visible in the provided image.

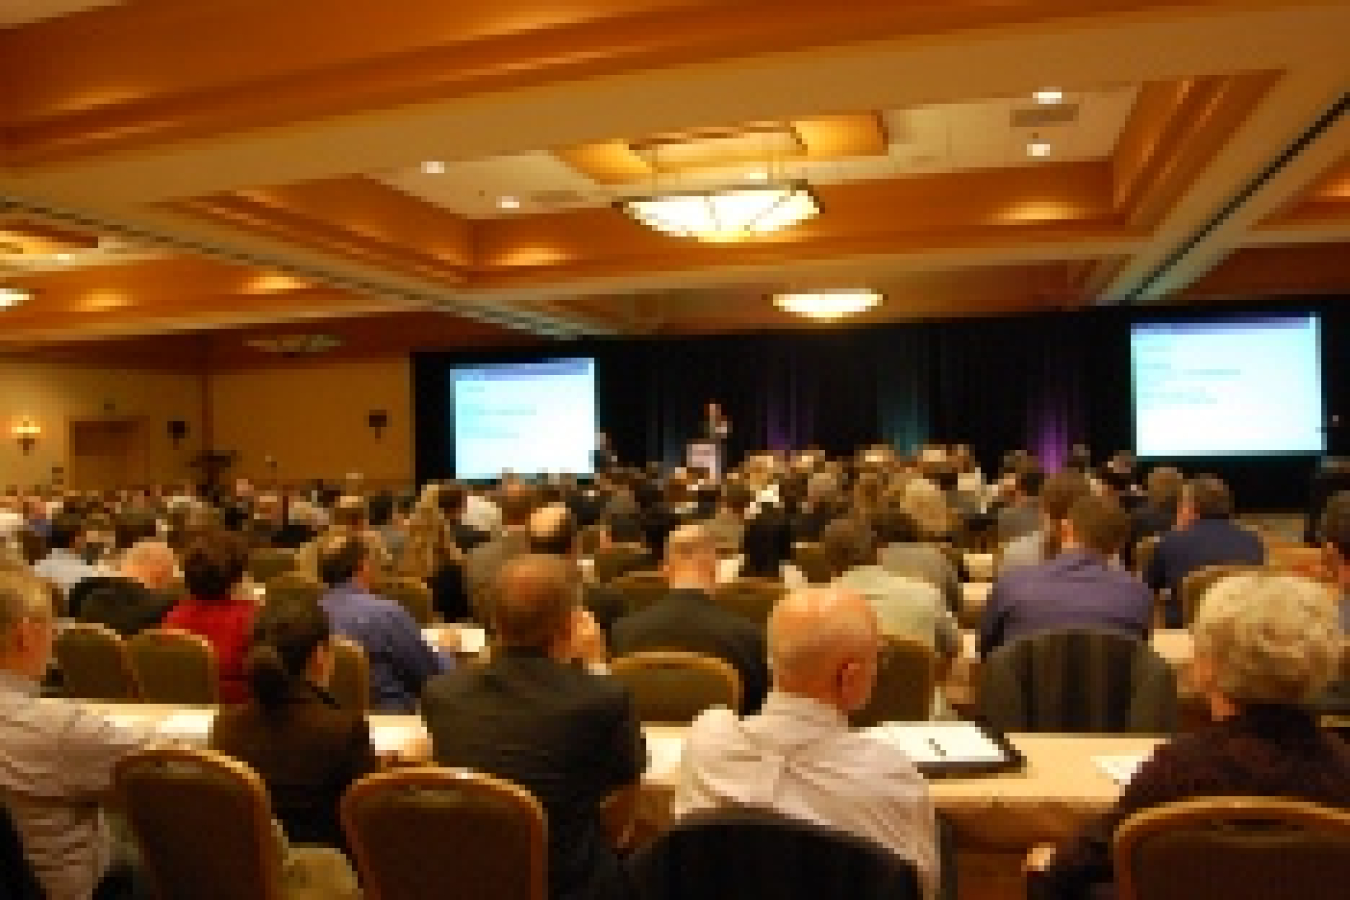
[369,720,430,758]
[157,710,215,743]
[864,722,1008,766]
[1093,755,1147,786]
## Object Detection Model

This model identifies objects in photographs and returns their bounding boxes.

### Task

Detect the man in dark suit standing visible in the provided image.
[612,523,769,713]
[422,554,643,900]
[1145,475,1265,627]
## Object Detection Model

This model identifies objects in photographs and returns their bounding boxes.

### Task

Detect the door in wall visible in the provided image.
[67,418,147,491]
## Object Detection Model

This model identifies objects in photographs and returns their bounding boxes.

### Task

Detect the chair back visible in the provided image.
[611,571,668,616]
[849,634,936,727]
[592,544,654,584]
[127,628,220,704]
[1113,797,1350,900]
[247,547,297,585]
[980,628,1177,734]
[630,807,922,900]
[342,769,546,900]
[54,622,140,701]
[1179,564,1263,626]
[610,651,741,724]
[329,636,369,713]
[1132,535,1160,577]
[374,576,435,626]
[711,578,784,627]
[116,747,286,900]
[792,543,833,585]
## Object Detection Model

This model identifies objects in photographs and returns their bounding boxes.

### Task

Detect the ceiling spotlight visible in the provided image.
[1033,88,1064,105]
[1027,140,1052,158]
[54,253,72,262]
[421,160,446,175]
[773,289,881,320]
[0,287,30,308]
[497,196,521,210]
[745,169,770,182]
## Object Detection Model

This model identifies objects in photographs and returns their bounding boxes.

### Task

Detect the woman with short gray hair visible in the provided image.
[1038,572,1350,899]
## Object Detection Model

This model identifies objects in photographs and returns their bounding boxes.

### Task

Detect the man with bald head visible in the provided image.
[612,523,769,712]
[422,554,644,900]
[77,539,179,637]
[674,587,938,899]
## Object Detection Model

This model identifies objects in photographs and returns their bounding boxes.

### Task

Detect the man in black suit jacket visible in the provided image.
[76,540,178,637]
[612,524,769,713]
[1145,475,1265,626]
[421,555,644,900]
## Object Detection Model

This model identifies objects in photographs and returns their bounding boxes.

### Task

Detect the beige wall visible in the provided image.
[0,359,204,489]
[208,357,412,487]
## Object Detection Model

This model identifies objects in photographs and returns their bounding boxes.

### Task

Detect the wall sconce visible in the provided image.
[12,419,40,455]
[367,410,389,440]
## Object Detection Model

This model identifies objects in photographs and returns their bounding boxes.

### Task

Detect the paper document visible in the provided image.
[645,733,685,781]
[369,720,429,758]
[864,722,1006,765]
[157,710,215,743]
[1094,755,1147,786]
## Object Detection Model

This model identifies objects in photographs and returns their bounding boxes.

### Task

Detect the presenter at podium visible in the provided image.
[703,401,731,443]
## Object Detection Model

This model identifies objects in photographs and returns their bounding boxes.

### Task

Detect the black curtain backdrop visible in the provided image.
[414,298,1348,510]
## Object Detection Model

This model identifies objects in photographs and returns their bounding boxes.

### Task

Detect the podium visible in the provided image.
[686,440,723,480]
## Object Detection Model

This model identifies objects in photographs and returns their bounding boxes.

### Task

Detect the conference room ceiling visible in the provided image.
[0,0,1348,351]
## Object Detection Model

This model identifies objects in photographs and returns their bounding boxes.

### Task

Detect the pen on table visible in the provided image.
[926,737,946,758]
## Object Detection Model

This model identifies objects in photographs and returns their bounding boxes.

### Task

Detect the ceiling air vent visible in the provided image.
[1010,103,1080,129]
[245,334,342,357]
[528,190,587,208]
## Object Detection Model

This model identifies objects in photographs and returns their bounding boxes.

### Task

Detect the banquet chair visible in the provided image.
[374,576,435,626]
[342,768,546,900]
[611,571,668,616]
[54,622,141,701]
[712,578,784,627]
[127,627,220,704]
[980,629,1177,734]
[1178,564,1263,626]
[791,543,833,585]
[630,807,922,900]
[610,651,741,724]
[248,547,298,585]
[328,636,369,713]
[1113,797,1350,900]
[849,634,937,727]
[116,746,288,900]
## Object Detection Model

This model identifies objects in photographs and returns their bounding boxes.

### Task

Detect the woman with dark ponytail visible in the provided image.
[210,581,377,852]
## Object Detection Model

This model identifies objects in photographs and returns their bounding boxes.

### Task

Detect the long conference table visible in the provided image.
[80,700,1164,900]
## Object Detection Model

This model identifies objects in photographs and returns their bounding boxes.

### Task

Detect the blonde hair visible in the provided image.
[1193,573,1342,705]
[399,487,460,579]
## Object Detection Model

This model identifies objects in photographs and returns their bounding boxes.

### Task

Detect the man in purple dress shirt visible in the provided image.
[318,535,449,711]
[980,494,1152,658]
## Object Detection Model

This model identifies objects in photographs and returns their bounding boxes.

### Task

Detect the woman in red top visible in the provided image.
[163,531,256,703]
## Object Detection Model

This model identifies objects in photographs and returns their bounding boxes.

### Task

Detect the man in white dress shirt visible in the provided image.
[673,587,939,899]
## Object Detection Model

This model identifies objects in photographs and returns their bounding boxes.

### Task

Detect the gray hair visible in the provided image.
[0,571,53,646]
[1193,573,1342,705]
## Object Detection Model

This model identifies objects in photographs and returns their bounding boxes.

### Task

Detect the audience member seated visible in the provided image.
[822,518,957,664]
[980,495,1151,659]
[590,513,653,584]
[738,505,793,582]
[465,483,538,623]
[612,524,769,713]
[33,512,102,600]
[1144,475,1265,627]
[1312,493,1350,713]
[995,469,1043,545]
[0,569,155,900]
[77,540,178,638]
[296,495,391,580]
[1123,465,1183,569]
[674,587,939,900]
[318,535,447,712]
[398,484,469,622]
[875,508,961,614]
[1036,573,1350,899]
[421,554,643,900]
[211,584,377,853]
[703,482,753,556]
[998,471,1091,573]
[163,532,256,703]
[899,477,957,546]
